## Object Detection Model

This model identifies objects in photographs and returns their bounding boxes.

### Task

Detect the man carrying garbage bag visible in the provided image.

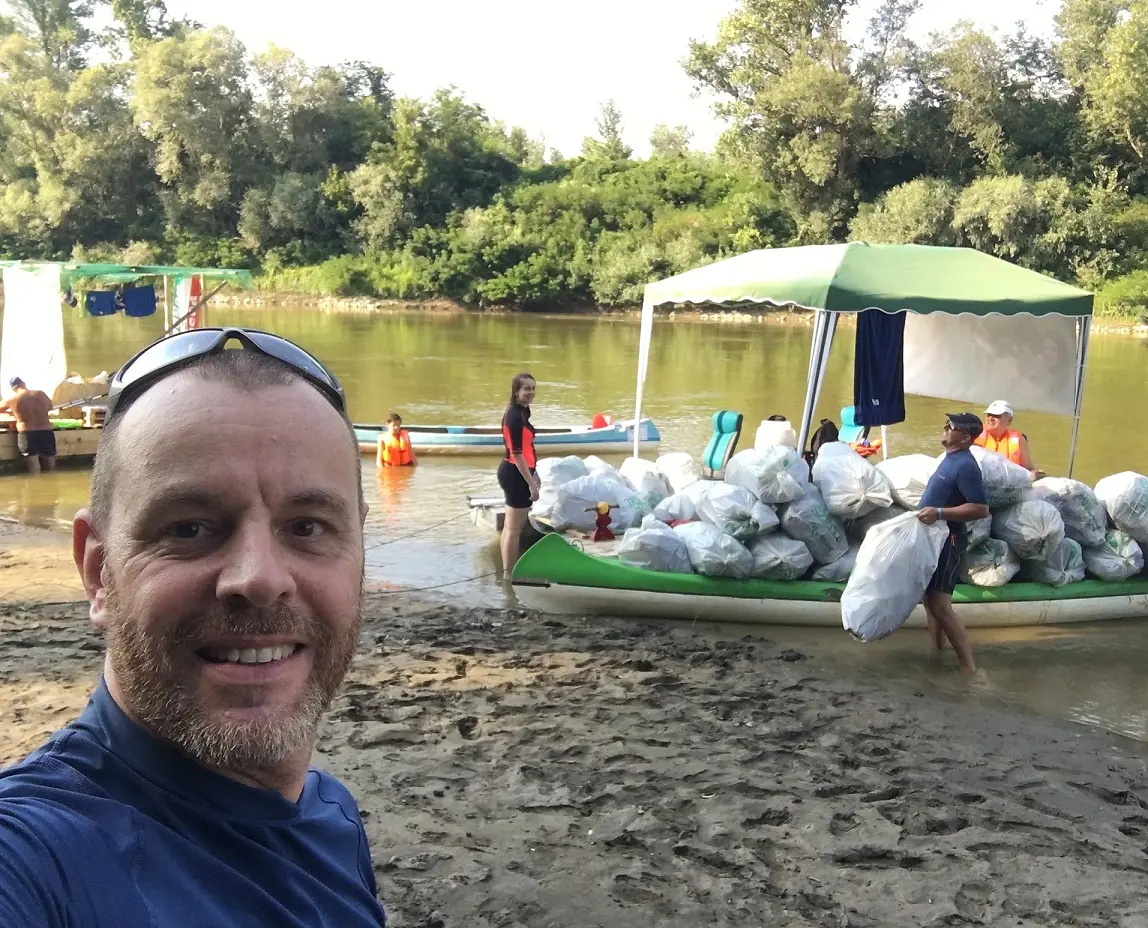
[916,413,990,673]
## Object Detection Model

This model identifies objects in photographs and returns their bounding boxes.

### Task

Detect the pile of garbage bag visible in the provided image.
[748,534,814,580]
[616,515,693,574]
[811,441,895,519]
[779,483,850,565]
[876,454,937,509]
[695,483,779,540]
[841,512,948,642]
[528,449,1148,593]
[673,522,753,578]
[1082,530,1144,581]
[990,500,1065,562]
[959,538,1020,588]
[1017,537,1085,587]
[724,446,809,505]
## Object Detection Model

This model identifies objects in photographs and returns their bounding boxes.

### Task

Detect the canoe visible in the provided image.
[355,417,660,456]
[467,494,548,550]
[511,533,1148,628]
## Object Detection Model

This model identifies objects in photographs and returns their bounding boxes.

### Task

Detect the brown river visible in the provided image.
[4,306,1148,744]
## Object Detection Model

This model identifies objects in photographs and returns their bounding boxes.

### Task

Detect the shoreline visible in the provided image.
[2,594,1147,924]
[215,291,1148,334]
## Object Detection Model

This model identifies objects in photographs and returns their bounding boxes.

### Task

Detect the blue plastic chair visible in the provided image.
[702,410,743,479]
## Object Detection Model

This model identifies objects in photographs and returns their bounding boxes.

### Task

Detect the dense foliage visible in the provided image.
[5,0,1148,317]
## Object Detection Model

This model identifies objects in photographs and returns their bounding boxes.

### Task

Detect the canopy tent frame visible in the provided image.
[631,243,1095,478]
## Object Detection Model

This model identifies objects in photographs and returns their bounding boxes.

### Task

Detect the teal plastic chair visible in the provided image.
[839,406,863,444]
[702,410,743,479]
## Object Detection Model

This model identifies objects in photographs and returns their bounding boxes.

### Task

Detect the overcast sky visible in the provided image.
[165,0,1059,157]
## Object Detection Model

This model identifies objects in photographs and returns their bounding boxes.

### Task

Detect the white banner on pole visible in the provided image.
[0,264,65,396]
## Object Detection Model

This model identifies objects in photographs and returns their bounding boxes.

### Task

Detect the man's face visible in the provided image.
[941,421,971,450]
[74,374,366,773]
[985,412,1012,433]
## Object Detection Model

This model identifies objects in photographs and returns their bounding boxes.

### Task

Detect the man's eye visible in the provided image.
[289,519,326,538]
[166,522,211,541]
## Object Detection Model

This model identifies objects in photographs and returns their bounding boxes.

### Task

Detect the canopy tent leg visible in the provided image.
[796,310,838,453]
[632,296,656,458]
[880,424,888,459]
[1067,316,1091,478]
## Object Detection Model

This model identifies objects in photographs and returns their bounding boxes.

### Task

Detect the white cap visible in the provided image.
[984,400,1013,417]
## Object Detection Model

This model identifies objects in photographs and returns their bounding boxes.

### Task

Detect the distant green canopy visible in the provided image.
[642,242,1094,318]
[0,260,255,291]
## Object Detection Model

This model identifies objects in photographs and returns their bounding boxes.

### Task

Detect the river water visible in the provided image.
[5,307,1148,744]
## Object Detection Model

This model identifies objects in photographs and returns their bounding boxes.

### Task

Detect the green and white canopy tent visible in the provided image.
[633,243,1095,475]
[0,260,254,397]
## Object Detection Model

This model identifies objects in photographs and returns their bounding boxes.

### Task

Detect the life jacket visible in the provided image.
[975,429,1023,465]
[379,430,414,466]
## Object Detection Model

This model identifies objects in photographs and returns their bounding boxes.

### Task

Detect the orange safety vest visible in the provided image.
[975,429,1024,465]
[379,430,414,466]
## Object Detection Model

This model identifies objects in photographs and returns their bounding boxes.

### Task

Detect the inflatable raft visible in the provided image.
[511,534,1148,628]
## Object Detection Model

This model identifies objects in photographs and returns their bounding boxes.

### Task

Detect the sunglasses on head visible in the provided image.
[105,327,346,423]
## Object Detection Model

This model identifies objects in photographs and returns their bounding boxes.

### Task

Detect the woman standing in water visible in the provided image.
[498,372,539,573]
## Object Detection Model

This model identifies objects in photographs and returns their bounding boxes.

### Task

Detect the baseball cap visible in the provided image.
[7,376,21,388]
[984,400,1013,417]
[945,412,983,437]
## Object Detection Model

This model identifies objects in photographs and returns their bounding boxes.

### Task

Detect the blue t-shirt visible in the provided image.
[0,680,386,928]
[918,448,988,538]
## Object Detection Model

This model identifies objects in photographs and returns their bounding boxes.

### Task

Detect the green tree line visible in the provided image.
[4,0,1148,317]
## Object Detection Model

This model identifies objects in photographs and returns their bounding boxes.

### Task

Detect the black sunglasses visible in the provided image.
[105,327,346,423]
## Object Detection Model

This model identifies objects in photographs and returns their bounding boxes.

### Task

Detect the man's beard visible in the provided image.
[102,574,361,774]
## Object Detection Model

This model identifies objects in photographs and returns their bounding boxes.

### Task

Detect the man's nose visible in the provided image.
[216,521,296,609]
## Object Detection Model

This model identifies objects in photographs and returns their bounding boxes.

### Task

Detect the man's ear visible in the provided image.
[73,509,109,628]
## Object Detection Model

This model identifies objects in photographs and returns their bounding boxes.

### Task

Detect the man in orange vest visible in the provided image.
[975,400,1041,479]
[376,413,417,468]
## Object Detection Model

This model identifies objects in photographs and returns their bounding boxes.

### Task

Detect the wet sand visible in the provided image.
[3,594,1148,927]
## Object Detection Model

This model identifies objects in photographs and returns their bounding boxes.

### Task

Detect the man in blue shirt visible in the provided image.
[917,412,990,673]
[0,329,386,926]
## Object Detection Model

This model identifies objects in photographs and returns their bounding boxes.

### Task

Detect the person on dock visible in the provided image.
[376,412,417,468]
[0,328,386,927]
[917,412,990,674]
[0,377,56,475]
[498,371,539,574]
[975,400,1041,479]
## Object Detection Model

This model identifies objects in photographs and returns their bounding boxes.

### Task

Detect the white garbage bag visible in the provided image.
[754,418,797,449]
[617,516,693,574]
[695,482,780,540]
[876,454,938,509]
[959,538,1020,587]
[535,455,588,487]
[991,500,1065,562]
[841,511,948,642]
[619,457,670,510]
[846,504,909,542]
[724,445,809,505]
[1094,472,1148,545]
[1083,530,1144,581]
[956,445,1031,507]
[1018,537,1085,587]
[747,534,814,580]
[811,542,860,582]
[673,522,753,578]
[779,483,849,564]
[655,452,701,494]
[1033,477,1106,548]
[582,455,616,477]
[811,441,895,519]
[531,484,561,523]
[551,474,644,534]
[968,515,992,549]
[652,491,697,524]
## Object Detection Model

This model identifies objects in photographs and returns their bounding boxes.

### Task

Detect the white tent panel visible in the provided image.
[903,311,1079,416]
[0,264,65,396]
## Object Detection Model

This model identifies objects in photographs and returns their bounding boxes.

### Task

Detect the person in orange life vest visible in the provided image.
[497,372,539,573]
[376,413,417,468]
[974,400,1041,480]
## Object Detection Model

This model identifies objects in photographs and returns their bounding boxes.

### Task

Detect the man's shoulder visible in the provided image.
[309,767,366,822]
